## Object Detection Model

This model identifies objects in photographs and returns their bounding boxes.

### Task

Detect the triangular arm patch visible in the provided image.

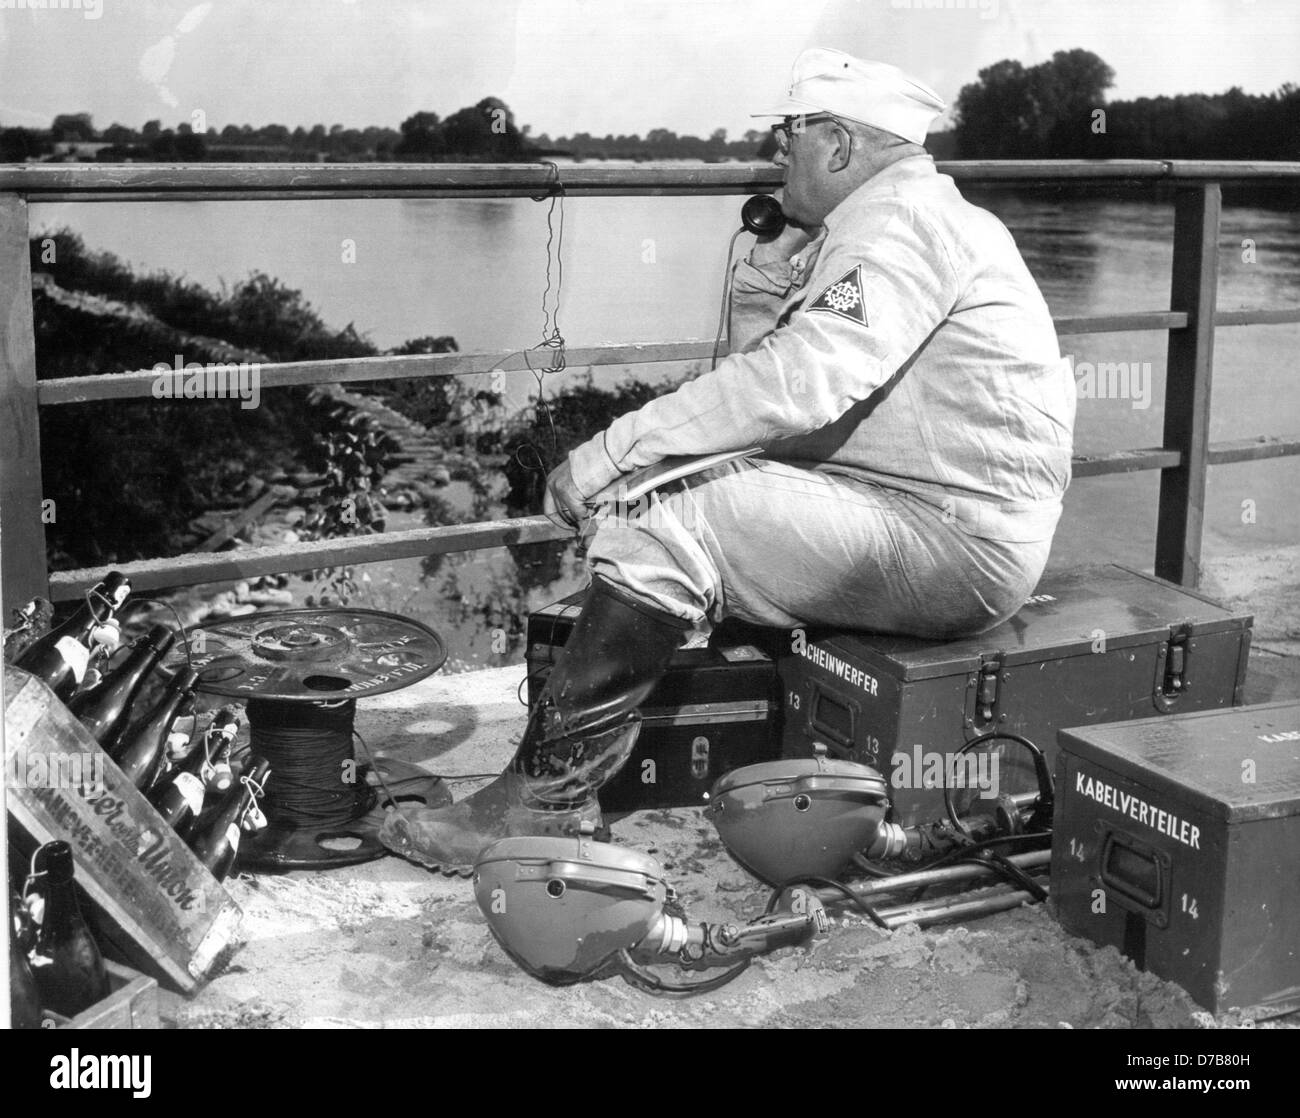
[807,264,869,327]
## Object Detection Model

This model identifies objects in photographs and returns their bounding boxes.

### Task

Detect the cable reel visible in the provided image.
[174,608,450,870]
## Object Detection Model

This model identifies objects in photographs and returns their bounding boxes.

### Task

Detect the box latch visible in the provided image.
[965,654,1003,730]
[1154,624,1192,712]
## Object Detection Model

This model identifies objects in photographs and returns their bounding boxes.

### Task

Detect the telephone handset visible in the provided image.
[740,194,787,237]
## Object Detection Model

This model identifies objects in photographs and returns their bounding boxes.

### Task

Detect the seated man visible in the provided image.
[381,48,1076,873]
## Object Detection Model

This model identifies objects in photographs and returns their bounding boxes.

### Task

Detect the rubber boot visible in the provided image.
[380,576,692,873]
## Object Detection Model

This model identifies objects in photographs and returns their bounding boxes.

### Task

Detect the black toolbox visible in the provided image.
[525,594,782,812]
[779,565,1253,826]
[1051,700,1300,1014]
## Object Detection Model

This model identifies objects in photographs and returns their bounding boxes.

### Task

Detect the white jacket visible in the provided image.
[568,155,1076,543]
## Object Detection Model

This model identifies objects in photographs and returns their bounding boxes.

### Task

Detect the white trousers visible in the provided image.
[585,457,1052,640]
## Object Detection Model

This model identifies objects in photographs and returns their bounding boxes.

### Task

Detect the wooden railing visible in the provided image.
[2,160,1298,612]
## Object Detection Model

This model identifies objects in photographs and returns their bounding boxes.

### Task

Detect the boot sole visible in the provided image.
[429,861,476,879]
[385,821,614,878]
[385,843,477,877]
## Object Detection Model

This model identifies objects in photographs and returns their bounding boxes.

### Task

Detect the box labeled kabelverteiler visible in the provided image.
[526,595,782,811]
[779,565,1252,827]
[1051,700,1300,1014]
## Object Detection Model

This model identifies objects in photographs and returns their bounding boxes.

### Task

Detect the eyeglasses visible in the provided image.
[770,113,841,154]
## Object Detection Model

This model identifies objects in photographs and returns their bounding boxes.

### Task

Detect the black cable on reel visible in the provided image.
[246,697,375,829]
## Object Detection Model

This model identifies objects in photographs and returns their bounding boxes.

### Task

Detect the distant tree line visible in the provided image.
[4,56,1296,167]
[0,110,404,164]
[529,127,771,162]
[392,98,530,160]
[954,49,1299,160]
[0,99,769,164]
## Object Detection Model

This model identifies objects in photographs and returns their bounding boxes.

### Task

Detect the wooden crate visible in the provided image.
[45,959,160,1030]
[4,664,242,993]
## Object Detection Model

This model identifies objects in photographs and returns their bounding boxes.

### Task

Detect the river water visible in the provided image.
[33,176,1300,667]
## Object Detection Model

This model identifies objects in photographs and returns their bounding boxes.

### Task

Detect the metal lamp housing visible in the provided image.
[706,755,891,884]
[473,835,670,985]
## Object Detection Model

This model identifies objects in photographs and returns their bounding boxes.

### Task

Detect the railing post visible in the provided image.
[1156,183,1221,587]
[0,191,49,614]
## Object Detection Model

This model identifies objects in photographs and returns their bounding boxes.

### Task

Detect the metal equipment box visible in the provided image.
[526,595,782,812]
[779,565,1252,826]
[1050,701,1300,1014]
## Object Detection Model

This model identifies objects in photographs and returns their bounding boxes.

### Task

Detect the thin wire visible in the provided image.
[491,163,587,549]
[126,596,196,674]
[58,584,116,665]
[943,730,1053,837]
[616,948,751,997]
[74,611,201,758]
[236,768,268,829]
[23,843,56,902]
[766,875,889,929]
[508,370,560,479]
[850,852,902,878]
[516,667,555,708]
[712,226,747,369]
[535,194,566,371]
[2,603,37,644]
[951,850,1050,902]
[350,726,399,810]
[919,830,1052,872]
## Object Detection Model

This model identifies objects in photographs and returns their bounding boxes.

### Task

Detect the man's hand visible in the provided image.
[543,458,588,528]
[749,190,821,268]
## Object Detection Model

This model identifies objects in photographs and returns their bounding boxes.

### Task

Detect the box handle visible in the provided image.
[807,683,859,758]
[1098,829,1170,927]
[690,736,710,779]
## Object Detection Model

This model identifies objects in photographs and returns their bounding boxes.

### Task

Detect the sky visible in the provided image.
[0,0,1296,137]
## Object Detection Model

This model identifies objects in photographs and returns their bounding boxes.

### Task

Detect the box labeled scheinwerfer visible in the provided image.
[526,595,782,812]
[1051,700,1300,1014]
[779,565,1252,827]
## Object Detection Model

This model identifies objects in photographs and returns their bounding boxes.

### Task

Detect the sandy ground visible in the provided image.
[1201,545,1300,662]
[158,552,1300,1030]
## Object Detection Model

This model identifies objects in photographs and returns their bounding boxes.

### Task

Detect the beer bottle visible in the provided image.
[204,707,240,794]
[68,624,175,750]
[148,723,221,837]
[29,843,110,1018]
[15,572,130,701]
[112,667,199,792]
[9,892,44,1029]
[189,758,271,882]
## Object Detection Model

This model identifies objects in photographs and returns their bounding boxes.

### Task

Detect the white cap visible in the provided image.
[753,47,946,145]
